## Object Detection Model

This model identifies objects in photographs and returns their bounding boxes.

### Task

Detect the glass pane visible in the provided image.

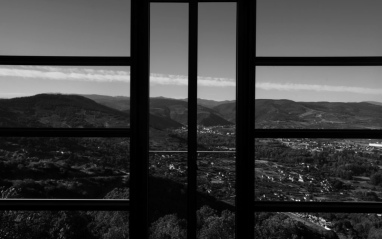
[198,2,236,151]
[256,66,382,129]
[0,0,131,56]
[0,210,129,238]
[255,138,382,202]
[257,0,382,56]
[149,4,188,238]
[198,3,236,102]
[197,3,236,239]
[255,212,382,238]
[0,66,130,128]
[197,152,235,204]
[0,137,129,199]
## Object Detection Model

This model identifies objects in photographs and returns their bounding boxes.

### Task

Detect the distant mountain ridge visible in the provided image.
[255,99,382,129]
[81,94,130,111]
[213,102,236,123]
[149,97,233,127]
[0,93,233,130]
[8,94,381,130]
[0,94,129,128]
[363,101,382,107]
[179,98,235,108]
[81,95,234,128]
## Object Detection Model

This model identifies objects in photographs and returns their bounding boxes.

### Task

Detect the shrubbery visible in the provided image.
[149,206,235,239]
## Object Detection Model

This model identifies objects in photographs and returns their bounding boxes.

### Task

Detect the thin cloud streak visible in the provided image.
[0,67,235,87]
[150,73,235,87]
[0,67,130,83]
[256,82,382,95]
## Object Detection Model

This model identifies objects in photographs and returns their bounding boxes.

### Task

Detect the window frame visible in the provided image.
[0,0,133,224]
[0,0,256,239]
[147,1,254,238]
[0,58,132,211]
[254,0,382,234]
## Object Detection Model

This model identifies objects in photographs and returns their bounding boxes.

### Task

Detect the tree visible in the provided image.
[150,214,187,239]
[368,227,382,239]
[370,172,382,186]
[198,210,235,239]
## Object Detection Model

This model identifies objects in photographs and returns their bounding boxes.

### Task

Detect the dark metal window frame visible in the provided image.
[149,2,255,239]
[134,0,254,238]
[0,1,256,239]
[0,58,132,208]
[0,0,134,224]
[148,2,254,239]
[254,1,382,236]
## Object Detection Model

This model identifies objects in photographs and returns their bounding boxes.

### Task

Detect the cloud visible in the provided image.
[256,82,382,95]
[0,67,130,83]
[0,67,235,87]
[150,73,235,87]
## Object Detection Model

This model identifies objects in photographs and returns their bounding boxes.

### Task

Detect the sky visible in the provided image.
[150,3,236,101]
[0,1,236,101]
[0,0,131,98]
[256,67,382,102]
[0,0,131,56]
[1,1,381,102]
[0,66,130,98]
[256,0,382,102]
[257,0,382,57]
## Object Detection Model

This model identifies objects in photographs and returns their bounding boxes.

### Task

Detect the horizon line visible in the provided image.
[0,93,236,102]
[1,93,379,104]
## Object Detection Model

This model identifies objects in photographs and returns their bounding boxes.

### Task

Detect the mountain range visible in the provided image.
[0,94,129,128]
[255,99,382,129]
[2,94,382,130]
[0,94,234,129]
[82,95,234,129]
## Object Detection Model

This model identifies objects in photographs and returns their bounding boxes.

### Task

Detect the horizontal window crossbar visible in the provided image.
[255,129,382,139]
[150,0,236,3]
[150,0,237,3]
[256,57,382,66]
[0,56,131,66]
[0,199,129,211]
[255,201,382,213]
[149,151,235,153]
[0,128,131,137]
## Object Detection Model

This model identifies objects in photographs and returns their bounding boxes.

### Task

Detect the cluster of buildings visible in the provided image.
[171,125,235,136]
[196,125,235,136]
[148,152,236,203]
[274,138,382,155]
[290,212,333,230]
[149,153,187,179]
[197,157,235,202]
[256,160,336,202]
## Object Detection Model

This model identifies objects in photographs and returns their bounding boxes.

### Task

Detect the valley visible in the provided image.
[3,94,382,238]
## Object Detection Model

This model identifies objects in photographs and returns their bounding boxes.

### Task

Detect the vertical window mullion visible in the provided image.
[188,1,198,238]
[130,0,150,238]
[236,0,255,238]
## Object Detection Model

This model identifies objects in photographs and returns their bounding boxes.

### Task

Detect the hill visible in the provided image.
[180,98,235,108]
[7,95,381,130]
[0,94,129,128]
[364,101,382,107]
[149,114,184,130]
[81,95,233,127]
[213,102,236,123]
[150,97,233,126]
[81,94,130,111]
[81,95,185,130]
[255,99,382,129]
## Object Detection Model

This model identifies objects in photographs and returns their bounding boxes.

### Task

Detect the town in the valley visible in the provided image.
[255,137,382,232]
